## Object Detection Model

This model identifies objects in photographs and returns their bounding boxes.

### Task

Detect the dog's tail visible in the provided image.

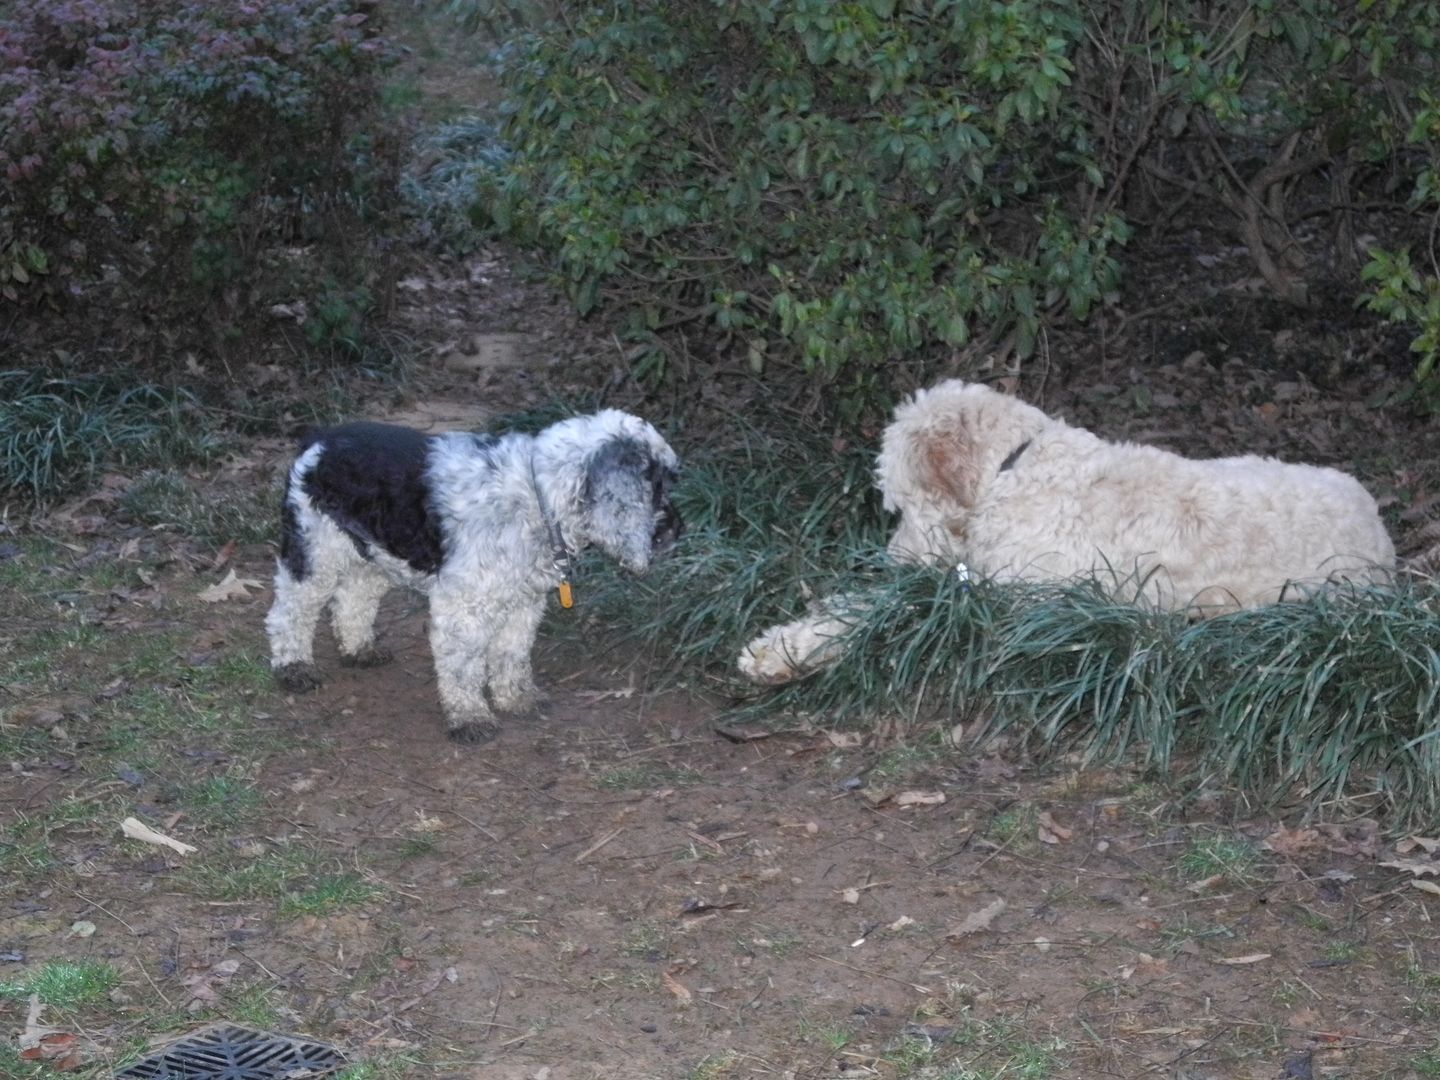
[293,425,326,454]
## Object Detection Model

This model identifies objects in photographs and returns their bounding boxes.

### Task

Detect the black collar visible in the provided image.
[998,438,1032,473]
[529,454,574,582]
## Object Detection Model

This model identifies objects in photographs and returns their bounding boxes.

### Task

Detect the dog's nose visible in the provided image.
[652,502,684,555]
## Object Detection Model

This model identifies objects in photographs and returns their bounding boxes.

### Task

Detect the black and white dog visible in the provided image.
[265,410,682,743]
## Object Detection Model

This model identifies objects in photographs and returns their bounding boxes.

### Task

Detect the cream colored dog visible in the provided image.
[740,380,1396,683]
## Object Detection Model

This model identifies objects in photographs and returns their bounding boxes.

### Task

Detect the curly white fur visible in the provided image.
[267,410,681,741]
[739,380,1396,683]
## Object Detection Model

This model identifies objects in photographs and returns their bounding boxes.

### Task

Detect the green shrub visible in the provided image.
[0,0,402,359]
[484,0,1440,421]
[486,0,1126,419]
[1360,91,1440,407]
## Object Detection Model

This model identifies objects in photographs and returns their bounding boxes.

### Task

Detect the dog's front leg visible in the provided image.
[486,597,546,715]
[429,587,501,743]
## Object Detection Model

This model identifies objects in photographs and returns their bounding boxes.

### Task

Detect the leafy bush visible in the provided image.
[0,0,401,357]
[484,0,1440,420]
[1361,91,1440,405]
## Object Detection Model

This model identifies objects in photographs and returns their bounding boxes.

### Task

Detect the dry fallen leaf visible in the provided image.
[825,731,863,749]
[1380,858,1440,877]
[887,915,916,931]
[1037,810,1072,843]
[197,570,263,603]
[893,790,946,808]
[120,817,197,856]
[1397,836,1440,855]
[181,957,242,1010]
[1187,873,1226,893]
[1215,953,1271,965]
[1412,880,1440,896]
[19,1031,83,1072]
[841,887,861,905]
[661,968,693,1005]
[1266,820,1382,859]
[946,896,1006,938]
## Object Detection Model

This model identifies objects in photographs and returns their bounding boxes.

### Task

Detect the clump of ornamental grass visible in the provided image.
[0,369,221,505]
[566,436,1440,827]
[565,430,887,676]
[769,569,1440,827]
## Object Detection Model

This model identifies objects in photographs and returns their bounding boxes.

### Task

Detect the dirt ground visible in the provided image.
[4,533,1440,1080]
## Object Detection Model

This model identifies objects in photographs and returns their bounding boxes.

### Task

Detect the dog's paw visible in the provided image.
[491,686,546,716]
[737,639,805,685]
[447,718,500,744]
[340,645,394,669]
[275,662,324,693]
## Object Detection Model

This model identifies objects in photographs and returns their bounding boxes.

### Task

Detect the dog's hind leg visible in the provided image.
[486,598,546,715]
[429,586,501,743]
[332,563,394,668]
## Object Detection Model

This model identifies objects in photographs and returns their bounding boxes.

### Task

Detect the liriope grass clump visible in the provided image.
[769,572,1440,826]
[0,369,221,504]
[567,432,1440,825]
[567,431,888,675]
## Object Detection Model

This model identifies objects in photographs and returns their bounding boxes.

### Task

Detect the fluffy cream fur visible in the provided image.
[739,379,1396,683]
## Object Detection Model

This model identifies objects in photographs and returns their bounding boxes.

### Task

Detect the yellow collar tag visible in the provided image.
[558,580,574,609]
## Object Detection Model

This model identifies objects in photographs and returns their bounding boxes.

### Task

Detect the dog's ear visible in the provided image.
[914,411,981,508]
[583,437,649,500]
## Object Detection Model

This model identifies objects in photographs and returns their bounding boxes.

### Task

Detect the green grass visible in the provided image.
[279,873,382,917]
[1414,1049,1440,1077]
[1175,833,1261,884]
[191,844,381,916]
[596,763,703,791]
[119,470,278,546]
[176,776,263,829]
[0,1044,45,1079]
[0,960,120,1009]
[0,369,223,505]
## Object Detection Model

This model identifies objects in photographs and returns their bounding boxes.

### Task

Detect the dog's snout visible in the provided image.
[652,501,684,556]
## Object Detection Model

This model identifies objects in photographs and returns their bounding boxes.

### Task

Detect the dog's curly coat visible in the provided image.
[740,380,1395,683]
[266,410,681,741]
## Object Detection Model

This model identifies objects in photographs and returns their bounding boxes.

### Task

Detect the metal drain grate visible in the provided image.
[112,1023,347,1079]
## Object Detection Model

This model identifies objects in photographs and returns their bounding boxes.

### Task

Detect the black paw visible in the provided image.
[447,719,500,744]
[340,645,394,669]
[276,662,323,694]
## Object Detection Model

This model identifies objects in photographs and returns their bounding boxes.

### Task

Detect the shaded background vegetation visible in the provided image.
[478,0,1440,419]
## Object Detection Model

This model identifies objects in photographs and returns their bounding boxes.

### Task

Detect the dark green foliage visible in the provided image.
[484,0,1440,419]
[0,0,403,359]
[485,0,1128,419]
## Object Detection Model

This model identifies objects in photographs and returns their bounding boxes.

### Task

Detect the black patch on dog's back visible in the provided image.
[301,422,446,574]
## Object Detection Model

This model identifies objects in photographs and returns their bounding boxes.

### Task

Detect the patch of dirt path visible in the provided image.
[217,593,1437,1079]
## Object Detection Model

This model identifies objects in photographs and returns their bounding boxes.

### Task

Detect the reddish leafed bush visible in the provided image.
[0,0,399,354]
